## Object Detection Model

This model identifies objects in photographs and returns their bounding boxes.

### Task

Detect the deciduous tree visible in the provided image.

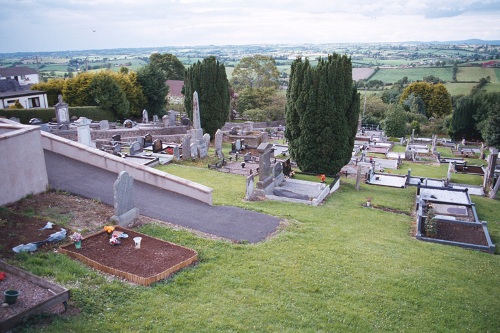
[150,53,185,80]
[137,62,169,115]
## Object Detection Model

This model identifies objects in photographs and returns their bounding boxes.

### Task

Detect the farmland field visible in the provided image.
[352,68,375,81]
[369,67,453,84]
[456,67,499,82]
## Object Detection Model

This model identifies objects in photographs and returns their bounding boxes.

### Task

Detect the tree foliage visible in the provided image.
[137,62,169,115]
[230,55,280,91]
[448,96,481,141]
[482,103,500,148]
[31,78,65,106]
[88,72,130,118]
[183,56,230,138]
[382,104,407,137]
[112,71,147,118]
[285,54,360,175]
[150,53,185,80]
[62,72,96,107]
[400,82,452,118]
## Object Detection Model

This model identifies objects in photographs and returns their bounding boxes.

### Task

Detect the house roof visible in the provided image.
[166,80,184,98]
[0,79,23,92]
[0,78,44,98]
[0,66,38,77]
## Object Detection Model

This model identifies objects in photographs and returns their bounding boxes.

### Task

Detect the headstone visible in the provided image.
[182,135,191,160]
[245,174,256,201]
[181,117,191,126]
[129,141,142,156]
[153,115,159,123]
[29,118,43,125]
[9,117,20,123]
[123,119,133,128]
[54,94,70,127]
[244,152,252,162]
[203,133,211,148]
[273,161,284,186]
[112,143,122,155]
[173,146,180,160]
[75,117,95,147]
[110,171,139,227]
[215,129,223,156]
[143,133,153,148]
[235,139,242,151]
[355,165,362,190]
[199,141,208,158]
[111,134,121,143]
[480,143,485,159]
[162,115,169,127]
[168,110,177,126]
[142,109,148,123]
[153,139,163,153]
[255,142,274,196]
[99,120,109,130]
[190,142,198,159]
[192,91,201,130]
[243,121,253,134]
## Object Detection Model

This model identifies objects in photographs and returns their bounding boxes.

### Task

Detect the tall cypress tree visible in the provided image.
[285,54,360,175]
[183,56,230,138]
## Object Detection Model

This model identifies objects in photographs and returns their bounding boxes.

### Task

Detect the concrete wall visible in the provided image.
[41,131,213,205]
[0,120,49,206]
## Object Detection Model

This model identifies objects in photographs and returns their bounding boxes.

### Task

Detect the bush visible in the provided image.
[0,106,115,124]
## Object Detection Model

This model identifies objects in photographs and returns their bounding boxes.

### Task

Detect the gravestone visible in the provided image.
[203,133,210,149]
[244,152,252,162]
[143,133,153,148]
[75,117,95,147]
[129,141,142,156]
[162,115,169,127]
[54,94,69,128]
[152,139,163,153]
[168,110,177,126]
[199,141,208,158]
[173,146,180,161]
[112,143,122,155]
[190,142,198,159]
[255,142,274,197]
[123,119,133,128]
[142,109,148,123]
[215,129,223,158]
[182,135,191,160]
[9,117,20,123]
[110,171,139,227]
[99,120,109,130]
[153,115,159,123]
[111,134,121,143]
[283,159,292,177]
[188,91,206,159]
[273,161,284,186]
[181,117,191,126]
[245,174,256,201]
[235,139,241,151]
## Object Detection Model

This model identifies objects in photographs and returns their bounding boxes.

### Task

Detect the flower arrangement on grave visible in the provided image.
[103,225,115,234]
[70,232,83,243]
[166,148,173,154]
[424,204,438,237]
[366,197,372,207]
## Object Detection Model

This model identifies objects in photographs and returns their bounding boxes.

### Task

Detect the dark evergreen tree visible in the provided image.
[183,56,230,138]
[285,54,360,175]
[88,72,129,118]
[483,103,500,148]
[448,96,481,141]
[136,62,169,115]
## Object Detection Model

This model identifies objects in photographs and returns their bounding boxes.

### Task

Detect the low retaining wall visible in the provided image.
[41,131,212,205]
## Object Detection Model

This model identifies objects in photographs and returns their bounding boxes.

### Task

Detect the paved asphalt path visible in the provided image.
[44,151,281,243]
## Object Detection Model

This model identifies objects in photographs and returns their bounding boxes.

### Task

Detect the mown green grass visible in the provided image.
[5,161,499,332]
[370,67,453,84]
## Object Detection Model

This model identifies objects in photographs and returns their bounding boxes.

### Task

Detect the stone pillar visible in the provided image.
[255,142,274,197]
[75,117,95,147]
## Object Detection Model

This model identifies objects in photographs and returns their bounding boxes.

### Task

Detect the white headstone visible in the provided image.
[215,129,223,155]
[142,109,148,123]
[193,91,201,130]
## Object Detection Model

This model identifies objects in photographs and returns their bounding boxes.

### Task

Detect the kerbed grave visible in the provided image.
[59,227,198,286]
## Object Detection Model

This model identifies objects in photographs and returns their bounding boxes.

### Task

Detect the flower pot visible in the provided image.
[75,241,82,249]
[4,290,19,304]
[366,201,371,207]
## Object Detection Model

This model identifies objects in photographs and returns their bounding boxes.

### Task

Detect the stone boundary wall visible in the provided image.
[41,131,213,205]
[222,120,285,131]
[52,126,187,142]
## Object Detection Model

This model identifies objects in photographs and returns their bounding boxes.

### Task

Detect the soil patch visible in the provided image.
[436,221,488,246]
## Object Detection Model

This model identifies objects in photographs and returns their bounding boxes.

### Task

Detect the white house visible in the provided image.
[0,66,40,86]
[0,79,48,109]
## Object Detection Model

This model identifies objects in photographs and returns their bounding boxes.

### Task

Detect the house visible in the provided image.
[0,66,40,86]
[166,80,184,104]
[0,79,48,109]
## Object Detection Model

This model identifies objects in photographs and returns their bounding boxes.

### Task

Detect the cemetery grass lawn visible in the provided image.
[3,164,499,332]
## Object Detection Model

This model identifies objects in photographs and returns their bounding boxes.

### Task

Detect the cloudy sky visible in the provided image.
[1,0,499,53]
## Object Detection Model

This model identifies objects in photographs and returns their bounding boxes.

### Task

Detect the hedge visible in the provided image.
[0,107,116,124]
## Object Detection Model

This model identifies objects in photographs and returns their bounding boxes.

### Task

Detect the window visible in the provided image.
[29,97,40,108]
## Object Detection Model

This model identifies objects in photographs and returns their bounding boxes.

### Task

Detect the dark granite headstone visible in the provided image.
[111,134,121,143]
[124,119,133,128]
[143,133,153,147]
[153,139,163,153]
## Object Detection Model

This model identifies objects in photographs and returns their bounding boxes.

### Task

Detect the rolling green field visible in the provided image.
[4,157,499,332]
[369,67,453,84]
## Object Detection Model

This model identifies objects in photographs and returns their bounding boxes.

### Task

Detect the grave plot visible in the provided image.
[415,185,495,253]
[0,260,69,332]
[59,227,198,286]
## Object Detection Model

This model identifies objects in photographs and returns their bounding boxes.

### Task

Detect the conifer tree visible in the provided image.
[183,56,230,138]
[285,54,360,175]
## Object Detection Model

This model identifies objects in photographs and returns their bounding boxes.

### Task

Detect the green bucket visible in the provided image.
[4,290,20,304]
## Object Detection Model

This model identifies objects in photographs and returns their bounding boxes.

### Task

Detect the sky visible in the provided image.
[1,0,500,53]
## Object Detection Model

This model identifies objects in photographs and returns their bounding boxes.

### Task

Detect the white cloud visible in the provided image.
[0,0,498,52]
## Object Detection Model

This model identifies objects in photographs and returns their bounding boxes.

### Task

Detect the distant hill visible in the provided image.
[409,39,500,45]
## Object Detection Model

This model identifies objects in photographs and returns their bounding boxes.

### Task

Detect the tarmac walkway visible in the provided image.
[44,151,281,243]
